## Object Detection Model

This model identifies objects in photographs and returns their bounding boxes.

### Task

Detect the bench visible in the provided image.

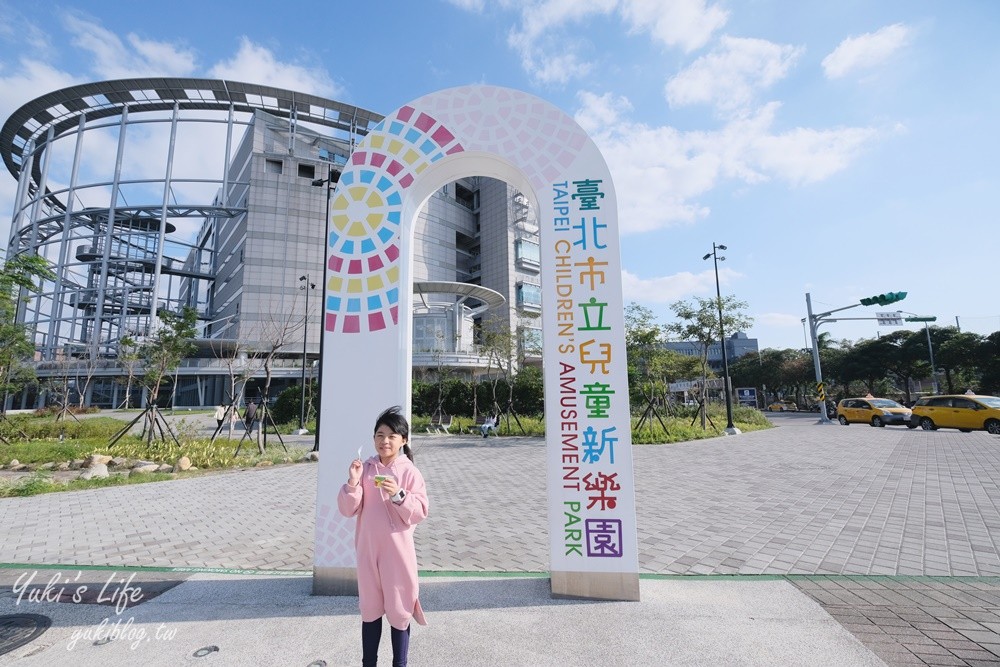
[426,413,452,434]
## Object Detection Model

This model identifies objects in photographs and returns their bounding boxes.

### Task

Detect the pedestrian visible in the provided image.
[480,412,497,438]
[339,406,428,667]
[213,403,226,428]
[244,400,258,431]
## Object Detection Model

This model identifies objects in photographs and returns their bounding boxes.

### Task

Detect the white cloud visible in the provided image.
[443,0,486,10]
[619,0,728,52]
[478,0,729,85]
[621,266,740,303]
[737,103,878,185]
[822,23,913,79]
[506,0,616,85]
[666,36,803,116]
[0,58,81,122]
[575,93,879,233]
[0,58,82,252]
[209,37,344,98]
[576,91,716,231]
[62,12,198,79]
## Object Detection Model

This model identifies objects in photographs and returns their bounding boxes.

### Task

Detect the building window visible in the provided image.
[455,183,477,210]
[298,163,315,179]
[265,159,283,174]
[413,314,449,352]
[520,327,543,357]
[516,282,542,310]
[515,239,540,269]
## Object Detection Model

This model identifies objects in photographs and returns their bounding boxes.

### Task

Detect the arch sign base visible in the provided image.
[313,85,639,602]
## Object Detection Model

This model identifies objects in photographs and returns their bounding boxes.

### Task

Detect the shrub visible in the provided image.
[0,415,127,441]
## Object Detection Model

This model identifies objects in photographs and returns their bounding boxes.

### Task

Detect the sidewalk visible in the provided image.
[3,413,1000,664]
[0,570,881,666]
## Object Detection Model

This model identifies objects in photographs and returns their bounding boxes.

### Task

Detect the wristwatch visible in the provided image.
[391,489,406,504]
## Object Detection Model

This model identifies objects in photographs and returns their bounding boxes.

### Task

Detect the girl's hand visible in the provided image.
[380,476,400,496]
[348,459,363,487]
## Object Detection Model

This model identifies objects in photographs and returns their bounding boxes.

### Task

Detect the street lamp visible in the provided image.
[296,274,316,434]
[310,164,341,450]
[703,243,740,435]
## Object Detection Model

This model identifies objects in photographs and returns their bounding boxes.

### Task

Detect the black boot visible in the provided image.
[390,624,410,667]
[362,619,382,667]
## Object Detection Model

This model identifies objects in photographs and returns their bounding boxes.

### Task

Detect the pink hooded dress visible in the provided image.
[338,455,429,630]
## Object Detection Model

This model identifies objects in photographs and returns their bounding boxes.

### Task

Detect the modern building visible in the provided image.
[2,78,541,410]
[663,331,759,371]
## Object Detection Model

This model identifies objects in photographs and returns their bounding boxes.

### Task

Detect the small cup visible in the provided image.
[374,475,392,487]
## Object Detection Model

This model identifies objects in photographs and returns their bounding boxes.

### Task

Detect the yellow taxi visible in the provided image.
[909,394,1000,434]
[836,397,911,427]
[766,400,798,412]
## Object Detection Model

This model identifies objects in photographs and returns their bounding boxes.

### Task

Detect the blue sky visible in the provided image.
[1,0,997,351]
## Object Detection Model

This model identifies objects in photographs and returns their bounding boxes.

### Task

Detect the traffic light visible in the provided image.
[860,291,907,306]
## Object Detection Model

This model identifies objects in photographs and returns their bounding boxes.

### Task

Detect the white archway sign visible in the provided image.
[314,85,639,601]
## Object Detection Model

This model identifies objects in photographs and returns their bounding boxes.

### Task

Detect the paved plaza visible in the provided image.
[2,412,1000,664]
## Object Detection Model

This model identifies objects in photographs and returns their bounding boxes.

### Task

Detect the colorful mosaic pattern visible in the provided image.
[323,86,587,335]
[325,105,464,334]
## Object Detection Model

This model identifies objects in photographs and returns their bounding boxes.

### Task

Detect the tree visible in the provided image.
[840,338,892,396]
[209,337,259,439]
[624,302,699,410]
[936,330,983,393]
[979,332,1000,394]
[117,335,142,409]
[666,296,754,378]
[477,314,524,432]
[0,254,55,411]
[136,307,198,407]
[665,295,753,427]
[880,330,928,403]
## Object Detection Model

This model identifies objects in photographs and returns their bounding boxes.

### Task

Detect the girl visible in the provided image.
[338,406,428,667]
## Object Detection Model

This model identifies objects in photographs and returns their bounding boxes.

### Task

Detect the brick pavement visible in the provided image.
[790,576,1000,666]
[4,411,1000,664]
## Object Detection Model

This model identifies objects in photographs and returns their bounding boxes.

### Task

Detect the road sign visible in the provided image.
[816,382,826,401]
[736,387,757,407]
[876,312,904,326]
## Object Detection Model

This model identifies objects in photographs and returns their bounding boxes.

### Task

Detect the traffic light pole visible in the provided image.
[805,293,841,425]
[804,292,906,425]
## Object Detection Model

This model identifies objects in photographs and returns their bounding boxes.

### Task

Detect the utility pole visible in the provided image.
[903,315,938,394]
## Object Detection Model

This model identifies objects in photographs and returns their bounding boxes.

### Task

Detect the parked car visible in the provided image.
[836,397,911,427]
[909,395,1000,434]
[766,400,798,412]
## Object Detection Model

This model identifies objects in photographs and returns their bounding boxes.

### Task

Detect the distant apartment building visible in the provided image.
[663,331,759,371]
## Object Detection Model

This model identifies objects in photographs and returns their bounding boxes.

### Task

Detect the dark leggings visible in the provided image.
[362,619,410,667]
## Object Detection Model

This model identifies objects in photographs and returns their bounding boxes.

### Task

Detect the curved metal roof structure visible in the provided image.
[1,77,384,206]
[414,280,507,310]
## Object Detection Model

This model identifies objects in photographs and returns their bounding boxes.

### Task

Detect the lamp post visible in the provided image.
[703,243,739,435]
[296,274,316,434]
[310,164,340,450]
